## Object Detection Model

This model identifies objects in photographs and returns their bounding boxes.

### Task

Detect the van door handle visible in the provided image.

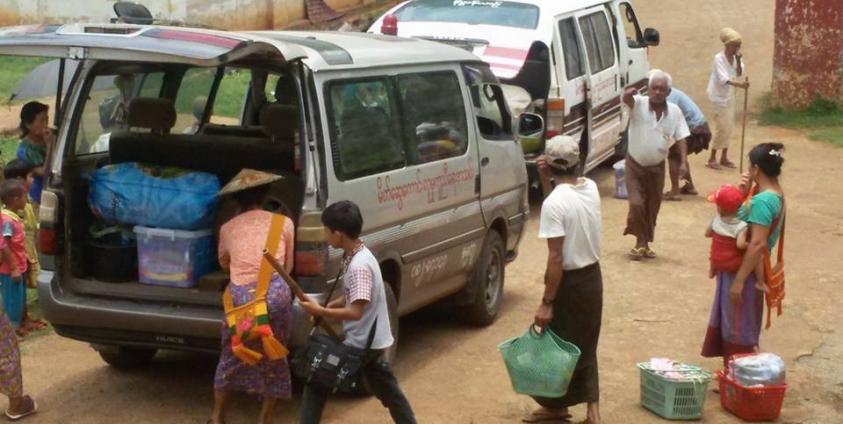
[480,157,490,167]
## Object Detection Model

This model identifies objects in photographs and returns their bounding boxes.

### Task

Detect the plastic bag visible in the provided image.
[730,353,786,387]
[498,326,581,398]
[89,162,220,230]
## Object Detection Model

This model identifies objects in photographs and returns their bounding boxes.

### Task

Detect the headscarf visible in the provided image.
[719,27,742,45]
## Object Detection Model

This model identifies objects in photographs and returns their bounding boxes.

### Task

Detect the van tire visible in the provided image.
[355,283,399,396]
[463,231,505,326]
[97,346,157,369]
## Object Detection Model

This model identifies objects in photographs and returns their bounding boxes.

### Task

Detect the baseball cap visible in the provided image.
[708,184,743,213]
[544,135,580,171]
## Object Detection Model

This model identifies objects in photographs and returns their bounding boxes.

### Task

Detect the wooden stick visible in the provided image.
[739,76,750,173]
[262,250,340,339]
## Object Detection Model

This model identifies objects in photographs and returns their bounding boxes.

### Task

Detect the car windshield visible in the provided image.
[393,0,540,30]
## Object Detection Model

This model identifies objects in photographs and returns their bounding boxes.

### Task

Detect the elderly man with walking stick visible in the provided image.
[622,70,690,260]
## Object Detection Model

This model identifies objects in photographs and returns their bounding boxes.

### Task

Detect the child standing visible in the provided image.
[4,160,46,333]
[0,296,37,420]
[298,201,416,424]
[0,180,30,334]
[706,184,765,291]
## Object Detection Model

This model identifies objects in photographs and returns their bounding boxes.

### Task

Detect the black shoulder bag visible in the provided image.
[291,264,378,394]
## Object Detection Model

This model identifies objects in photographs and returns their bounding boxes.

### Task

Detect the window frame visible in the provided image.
[463,63,513,141]
[558,17,586,81]
[578,11,616,74]
[619,2,645,48]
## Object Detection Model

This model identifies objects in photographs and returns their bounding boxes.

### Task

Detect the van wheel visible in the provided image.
[97,346,157,369]
[355,283,399,396]
[463,231,505,326]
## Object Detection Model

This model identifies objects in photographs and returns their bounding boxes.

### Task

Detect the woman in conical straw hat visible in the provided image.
[706,27,749,170]
[210,169,295,424]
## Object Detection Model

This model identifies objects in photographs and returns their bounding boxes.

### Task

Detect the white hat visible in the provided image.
[545,135,580,171]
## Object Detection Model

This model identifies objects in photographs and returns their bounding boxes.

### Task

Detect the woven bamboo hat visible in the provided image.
[218,169,282,196]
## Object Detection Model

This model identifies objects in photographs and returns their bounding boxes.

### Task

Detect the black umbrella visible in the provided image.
[8,59,80,103]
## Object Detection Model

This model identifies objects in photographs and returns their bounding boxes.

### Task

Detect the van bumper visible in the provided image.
[38,271,319,353]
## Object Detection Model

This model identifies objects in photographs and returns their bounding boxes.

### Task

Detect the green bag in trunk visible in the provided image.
[498,326,581,398]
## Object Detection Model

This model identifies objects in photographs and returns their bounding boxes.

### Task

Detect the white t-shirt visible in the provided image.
[342,246,394,350]
[538,178,602,270]
[706,52,744,107]
[711,215,748,239]
[627,95,691,167]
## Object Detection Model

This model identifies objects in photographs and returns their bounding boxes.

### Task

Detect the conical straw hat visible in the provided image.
[218,169,283,196]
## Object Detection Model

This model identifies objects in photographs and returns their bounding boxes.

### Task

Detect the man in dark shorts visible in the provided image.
[664,84,712,200]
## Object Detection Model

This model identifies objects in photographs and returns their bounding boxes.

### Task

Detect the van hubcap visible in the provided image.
[484,249,502,310]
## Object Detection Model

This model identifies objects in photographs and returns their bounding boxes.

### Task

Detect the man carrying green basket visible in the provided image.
[527,136,604,424]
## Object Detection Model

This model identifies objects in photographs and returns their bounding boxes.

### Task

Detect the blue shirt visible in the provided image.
[16,140,44,203]
[667,88,706,128]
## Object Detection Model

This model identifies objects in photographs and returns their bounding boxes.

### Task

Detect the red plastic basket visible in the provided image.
[717,371,787,421]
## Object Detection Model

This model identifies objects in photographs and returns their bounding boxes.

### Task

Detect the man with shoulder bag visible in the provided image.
[298,200,416,424]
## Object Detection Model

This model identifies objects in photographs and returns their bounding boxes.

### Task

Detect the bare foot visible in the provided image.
[522,407,571,423]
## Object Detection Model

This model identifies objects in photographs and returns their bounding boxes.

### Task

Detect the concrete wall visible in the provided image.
[0,0,379,29]
[772,0,843,109]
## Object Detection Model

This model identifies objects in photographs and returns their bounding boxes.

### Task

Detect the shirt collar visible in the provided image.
[342,242,366,269]
[1,208,22,222]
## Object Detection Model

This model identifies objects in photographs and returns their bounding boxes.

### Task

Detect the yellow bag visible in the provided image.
[222,214,289,365]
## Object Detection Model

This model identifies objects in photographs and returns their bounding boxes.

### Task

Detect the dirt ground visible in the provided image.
[7,0,843,423]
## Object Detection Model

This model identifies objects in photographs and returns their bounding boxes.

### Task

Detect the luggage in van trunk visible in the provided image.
[88,225,137,283]
[134,226,216,288]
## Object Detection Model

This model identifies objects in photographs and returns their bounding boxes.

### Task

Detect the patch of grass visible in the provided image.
[759,94,843,147]
[1,136,20,164]
[0,55,51,103]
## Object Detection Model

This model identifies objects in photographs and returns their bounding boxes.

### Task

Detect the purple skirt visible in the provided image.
[213,276,293,399]
[701,271,764,364]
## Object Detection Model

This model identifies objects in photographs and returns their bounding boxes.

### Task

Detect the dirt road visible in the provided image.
[10,0,843,423]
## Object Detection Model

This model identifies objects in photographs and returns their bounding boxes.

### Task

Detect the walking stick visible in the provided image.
[739,76,750,173]
[262,250,341,339]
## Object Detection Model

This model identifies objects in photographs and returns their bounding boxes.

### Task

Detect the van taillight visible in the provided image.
[38,190,61,254]
[294,211,327,277]
[545,97,565,139]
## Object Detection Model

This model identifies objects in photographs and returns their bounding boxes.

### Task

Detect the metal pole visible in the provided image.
[739,76,749,173]
[55,58,65,126]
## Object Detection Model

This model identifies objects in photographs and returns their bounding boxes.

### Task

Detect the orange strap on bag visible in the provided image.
[744,186,786,329]
[222,214,289,365]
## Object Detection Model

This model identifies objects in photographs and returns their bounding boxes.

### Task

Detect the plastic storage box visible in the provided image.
[638,362,712,420]
[134,226,216,288]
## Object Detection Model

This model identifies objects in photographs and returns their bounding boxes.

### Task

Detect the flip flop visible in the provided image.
[5,396,37,421]
[720,161,737,169]
[705,162,722,170]
[522,410,573,423]
[628,247,646,261]
[642,247,657,259]
[663,192,682,201]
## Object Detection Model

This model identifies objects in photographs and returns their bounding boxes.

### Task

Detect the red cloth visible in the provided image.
[710,233,743,273]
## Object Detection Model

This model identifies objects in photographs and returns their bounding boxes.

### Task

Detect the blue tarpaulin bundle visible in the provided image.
[89,163,220,230]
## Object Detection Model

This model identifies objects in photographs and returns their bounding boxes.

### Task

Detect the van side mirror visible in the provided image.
[517,112,544,137]
[643,28,660,46]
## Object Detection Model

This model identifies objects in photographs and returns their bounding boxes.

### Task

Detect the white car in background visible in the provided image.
[370,0,661,176]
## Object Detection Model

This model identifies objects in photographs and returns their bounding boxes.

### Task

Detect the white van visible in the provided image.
[370,0,660,175]
[0,24,527,367]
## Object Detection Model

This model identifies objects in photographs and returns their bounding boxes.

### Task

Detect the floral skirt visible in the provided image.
[213,276,293,399]
[0,313,22,398]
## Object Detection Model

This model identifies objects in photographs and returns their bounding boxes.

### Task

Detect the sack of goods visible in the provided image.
[730,352,786,387]
[89,162,221,231]
[498,326,581,398]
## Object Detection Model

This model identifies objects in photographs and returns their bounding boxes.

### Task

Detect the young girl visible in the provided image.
[0,180,29,335]
[16,102,54,208]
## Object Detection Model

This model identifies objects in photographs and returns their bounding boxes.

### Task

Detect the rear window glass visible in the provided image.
[394,0,540,29]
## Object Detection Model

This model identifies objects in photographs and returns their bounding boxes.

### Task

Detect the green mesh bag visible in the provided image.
[498,326,581,398]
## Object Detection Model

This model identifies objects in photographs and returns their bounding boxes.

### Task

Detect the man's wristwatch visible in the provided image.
[542,297,555,306]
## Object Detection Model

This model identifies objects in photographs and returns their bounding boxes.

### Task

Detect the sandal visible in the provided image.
[663,191,682,201]
[522,409,573,423]
[705,161,722,170]
[680,185,698,196]
[720,160,737,169]
[642,247,657,259]
[5,396,37,421]
[628,247,646,261]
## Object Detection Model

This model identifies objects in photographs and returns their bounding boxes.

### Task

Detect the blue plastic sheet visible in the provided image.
[89,163,220,230]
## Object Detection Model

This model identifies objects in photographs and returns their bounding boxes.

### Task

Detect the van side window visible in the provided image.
[75,72,164,155]
[558,18,585,80]
[174,67,216,134]
[619,2,644,48]
[209,68,249,125]
[579,12,616,73]
[327,79,405,180]
[463,64,513,140]
[397,72,468,164]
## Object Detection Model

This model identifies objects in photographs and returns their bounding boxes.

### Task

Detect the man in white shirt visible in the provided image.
[622,70,690,260]
[527,135,603,424]
[706,27,750,169]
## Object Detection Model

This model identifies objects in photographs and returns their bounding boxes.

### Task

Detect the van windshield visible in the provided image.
[393,0,540,30]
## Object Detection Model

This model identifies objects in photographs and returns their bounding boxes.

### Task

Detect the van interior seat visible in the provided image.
[109,98,295,182]
[260,103,298,141]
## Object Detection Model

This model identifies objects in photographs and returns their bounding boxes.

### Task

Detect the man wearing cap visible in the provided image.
[622,70,690,260]
[706,27,749,170]
[526,136,603,424]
